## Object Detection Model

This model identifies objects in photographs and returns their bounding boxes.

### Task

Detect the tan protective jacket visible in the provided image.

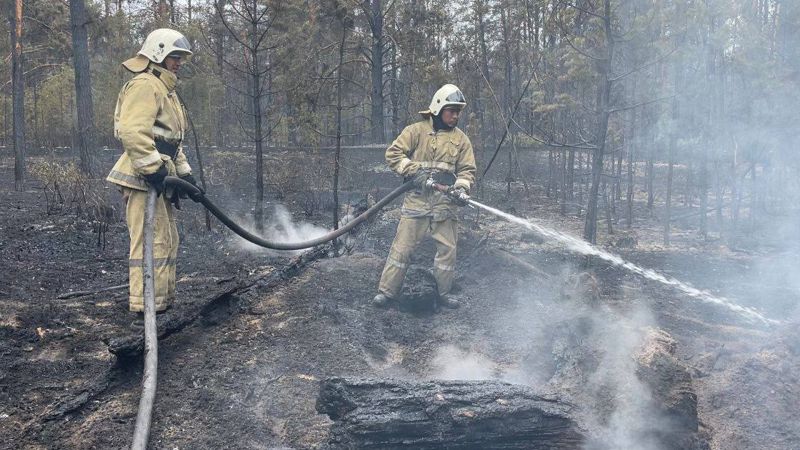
[386,118,477,220]
[107,62,191,191]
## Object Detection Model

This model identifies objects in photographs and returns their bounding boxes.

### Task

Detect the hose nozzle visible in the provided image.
[425,179,472,207]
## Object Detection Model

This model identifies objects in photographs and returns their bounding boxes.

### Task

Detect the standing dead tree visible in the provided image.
[70,0,96,176]
[8,0,25,191]
[212,0,284,229]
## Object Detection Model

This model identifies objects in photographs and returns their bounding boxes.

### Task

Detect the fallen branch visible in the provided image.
[57,275,238,300]
[57,284,127,299]
[107,245,331,357]
[487,248,552,280]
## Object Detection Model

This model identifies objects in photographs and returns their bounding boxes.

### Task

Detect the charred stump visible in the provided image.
[316,377,584,449]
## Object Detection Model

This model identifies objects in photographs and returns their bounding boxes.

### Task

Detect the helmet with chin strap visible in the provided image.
[122,28,193,73]
[138,28,193,63]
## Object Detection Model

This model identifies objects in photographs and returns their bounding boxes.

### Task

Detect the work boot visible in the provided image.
[129,312,145,330]
[372,293,392,308]
[438,294,460,309]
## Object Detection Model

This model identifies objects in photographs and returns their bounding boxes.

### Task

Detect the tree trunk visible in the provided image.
[626,106,635,229]
[664,59,682,246]
[664,132,675,246]
[567,149,575,202]
[475,0,492,141]
[583,0,614,244]
[70,0,96,176]
[332,23,347,233]
[251,3,264,229]
[9,0,25,191]
[646,117,655,210]
[604,181,614,235]
[390,31,400,139]
[560,148,568,215]
[547,150,554,198]
[157,0,169,24]
[369,0,385,143]
[215,0,226,148]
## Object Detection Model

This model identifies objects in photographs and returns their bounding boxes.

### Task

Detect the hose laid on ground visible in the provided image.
[129,179,412,448]
[164,176,415,250]
[131,188,159,450]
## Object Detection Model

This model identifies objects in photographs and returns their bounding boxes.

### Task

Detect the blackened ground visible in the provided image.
[1,151,798,449]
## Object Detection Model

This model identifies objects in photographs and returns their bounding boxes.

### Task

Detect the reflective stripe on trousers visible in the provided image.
[378,216,457,298]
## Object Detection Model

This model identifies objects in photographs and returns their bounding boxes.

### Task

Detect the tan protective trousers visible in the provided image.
[124,188,178,312]
[378,216,457,298]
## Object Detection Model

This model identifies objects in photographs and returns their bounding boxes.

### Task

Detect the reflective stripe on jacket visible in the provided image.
[386,118,477,220]
[107,62,191,191]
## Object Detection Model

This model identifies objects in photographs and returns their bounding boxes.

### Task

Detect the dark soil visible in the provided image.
[1,150,798,449]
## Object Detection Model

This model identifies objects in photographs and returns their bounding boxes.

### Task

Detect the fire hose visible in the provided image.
[130,172,771,448]
[131,176,471,448]
[131,188,158,450]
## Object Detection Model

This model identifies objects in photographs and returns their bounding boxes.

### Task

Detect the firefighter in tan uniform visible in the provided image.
[107,29,202,318]
[373,84,477,309]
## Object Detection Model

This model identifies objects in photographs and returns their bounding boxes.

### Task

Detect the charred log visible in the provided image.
[316,377,584,449]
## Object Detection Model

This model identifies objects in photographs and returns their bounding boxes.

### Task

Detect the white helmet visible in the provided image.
[422,84,467,116]
[138,28,193,63]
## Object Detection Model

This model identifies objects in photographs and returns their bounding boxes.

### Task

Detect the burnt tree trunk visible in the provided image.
[9,0,25,191]
[317,377,584,449]
[583,0,614,244]
[626,82,636,229]
[214,0,226,148]
[251,0,265,230]
[369,0,385,143]
[332,21,347,233]
[70,0,96,176]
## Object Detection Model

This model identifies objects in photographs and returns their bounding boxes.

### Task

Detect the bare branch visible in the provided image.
[608,94,673,114]
[609,46,678,82]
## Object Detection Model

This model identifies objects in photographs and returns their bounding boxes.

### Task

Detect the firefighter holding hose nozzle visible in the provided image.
[106,29,203,327]
[373,84,477,309]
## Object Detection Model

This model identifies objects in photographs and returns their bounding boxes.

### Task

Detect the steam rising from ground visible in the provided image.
[230,204,329,255]
[430,267,673,449]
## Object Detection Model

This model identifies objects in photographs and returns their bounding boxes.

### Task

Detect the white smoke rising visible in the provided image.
[230,204,329,255]
[430,345,525,382]
[430,345,497,380]
[581,307,667,450]
[426,264,674,449]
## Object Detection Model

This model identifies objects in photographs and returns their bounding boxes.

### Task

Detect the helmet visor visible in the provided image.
[445,89,466,104]
[173,36,192,53]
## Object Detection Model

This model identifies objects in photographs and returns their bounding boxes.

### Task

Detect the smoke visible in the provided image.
[580,307,666,450]
[428,264,675,449]
[229,204,329,256]
[430,345,524,381]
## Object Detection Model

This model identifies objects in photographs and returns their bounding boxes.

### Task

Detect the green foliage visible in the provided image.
[0,0,796,242]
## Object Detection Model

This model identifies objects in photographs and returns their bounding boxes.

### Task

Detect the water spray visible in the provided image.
[426,180,776,325]
[130,173,772,448]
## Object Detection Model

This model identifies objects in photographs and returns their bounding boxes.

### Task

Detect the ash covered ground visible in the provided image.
[1,149,798,449]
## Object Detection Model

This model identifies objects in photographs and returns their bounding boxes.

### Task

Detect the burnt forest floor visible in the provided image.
[1,151,799,450]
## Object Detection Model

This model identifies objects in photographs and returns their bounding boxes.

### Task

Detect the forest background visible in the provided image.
[2,0,798,245]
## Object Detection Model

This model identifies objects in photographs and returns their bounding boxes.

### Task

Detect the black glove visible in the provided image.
[431,171,456,187]
[449,186,469,206]
[412,169,433,189]
[142,165,168,196]
[170,191,182,210]
[179,174,205,202]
